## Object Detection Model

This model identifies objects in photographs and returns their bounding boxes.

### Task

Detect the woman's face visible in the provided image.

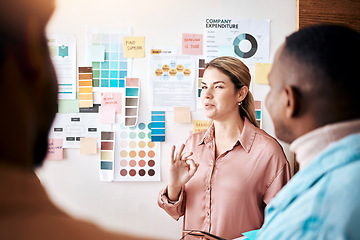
[200,67,241,121]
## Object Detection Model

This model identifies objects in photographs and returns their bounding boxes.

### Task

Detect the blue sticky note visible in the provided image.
[218,45,235,57]
[88,45,105,62]
[242,229,259,240]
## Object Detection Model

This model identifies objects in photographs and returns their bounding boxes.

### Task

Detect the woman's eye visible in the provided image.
[201,86,207,89]
[215,85,223,89]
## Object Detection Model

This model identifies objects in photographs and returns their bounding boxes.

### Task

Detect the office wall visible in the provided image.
[36,0,296,239]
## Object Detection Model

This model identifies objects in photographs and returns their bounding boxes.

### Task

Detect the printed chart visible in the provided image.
[205,18,270,65]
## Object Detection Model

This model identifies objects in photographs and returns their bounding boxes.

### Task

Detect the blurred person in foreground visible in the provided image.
[255,24,360,239]
[0,1,159,239]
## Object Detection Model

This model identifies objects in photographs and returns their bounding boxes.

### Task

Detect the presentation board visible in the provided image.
[36,0,296,239]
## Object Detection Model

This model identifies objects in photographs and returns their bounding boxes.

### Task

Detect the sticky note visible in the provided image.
[80,137,98,155]
[218,45,235,57]
[88,45,105,62]
[101,92,122,114]
[174,107,191,124]
[45,139,63,160]
[182,33,203,55]
[193,120,210,133]
[123,36,145,58]
[99,106,116,124]
[58,93,79,113]
[255,63,272,84]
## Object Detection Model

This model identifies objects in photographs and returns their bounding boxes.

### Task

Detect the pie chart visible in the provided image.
[233,33,258,58]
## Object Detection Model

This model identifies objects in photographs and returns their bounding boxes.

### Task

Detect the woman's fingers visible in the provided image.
[170,145,176,163]
[186,159,199,177]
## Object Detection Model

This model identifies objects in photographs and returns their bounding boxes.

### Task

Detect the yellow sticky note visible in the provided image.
[123,36,145,58]
[193,120,210,133]
[255,63,273,84]
[80,137,98,155]
[174,107,191,124]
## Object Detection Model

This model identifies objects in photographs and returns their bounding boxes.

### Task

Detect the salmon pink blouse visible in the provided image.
[158,118,291,239]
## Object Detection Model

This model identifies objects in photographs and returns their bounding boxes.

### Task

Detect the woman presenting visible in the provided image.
[158,57,291,239]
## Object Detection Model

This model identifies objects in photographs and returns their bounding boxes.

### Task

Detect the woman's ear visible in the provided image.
[237,86,249,103]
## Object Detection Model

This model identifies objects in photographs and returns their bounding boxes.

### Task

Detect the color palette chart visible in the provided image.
[198,59,205,98]
[87,27,132,89]
[124,78,140,127]
[78,67,94,108]
[255,100,262,128]
[100,131,115,181]
[151,111,165,142]
[114,118,160,181]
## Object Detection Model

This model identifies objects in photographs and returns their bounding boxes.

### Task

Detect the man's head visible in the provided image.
[0,0,57,169]
[266,24,360,144]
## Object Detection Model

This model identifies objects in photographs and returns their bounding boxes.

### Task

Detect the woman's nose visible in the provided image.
[201,88,213,99]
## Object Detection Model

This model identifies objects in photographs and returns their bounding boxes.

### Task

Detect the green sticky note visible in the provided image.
[58,93,79,113]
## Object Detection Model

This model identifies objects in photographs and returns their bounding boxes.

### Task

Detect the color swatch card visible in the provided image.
[47,34,77,99]
[255,100,262,128]
[78,67,94,108]
[151,111,165,142]
[113,117,160,181]
[124,78,140,127]
[197,59,206,108]
[100,131,115,181]
[86,27,132,90]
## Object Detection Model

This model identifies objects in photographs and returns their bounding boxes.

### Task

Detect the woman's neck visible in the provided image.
[213,116,245,158]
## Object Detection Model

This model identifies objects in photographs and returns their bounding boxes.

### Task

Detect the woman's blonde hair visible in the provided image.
[205,56,259,128]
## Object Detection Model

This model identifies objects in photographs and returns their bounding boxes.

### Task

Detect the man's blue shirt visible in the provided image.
[256,133,360,240]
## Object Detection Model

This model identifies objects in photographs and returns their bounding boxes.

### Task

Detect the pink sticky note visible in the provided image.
[101,92,122,114]
[99,106,116,124]
[45,139,63,160]
[182,33,203,55]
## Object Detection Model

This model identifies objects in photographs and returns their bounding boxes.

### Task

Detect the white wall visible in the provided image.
[36,0,296,239]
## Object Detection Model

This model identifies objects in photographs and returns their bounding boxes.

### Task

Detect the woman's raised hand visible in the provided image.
[167,144,199,201]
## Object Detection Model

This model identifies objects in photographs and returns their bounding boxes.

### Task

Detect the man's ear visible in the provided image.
[284,85,301,118]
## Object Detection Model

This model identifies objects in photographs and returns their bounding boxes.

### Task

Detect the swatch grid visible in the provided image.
[90,32,130,88]
[114,118,160,181]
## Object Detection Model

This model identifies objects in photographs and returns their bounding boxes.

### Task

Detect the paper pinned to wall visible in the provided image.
[174,107,191,123]
[58,93,79,113]
[123,36,145,58]
[45,139,64,160]
[205,19,270,65]
[101,92,122,114]
[254,62,272,84]
[80,137,98,154]
[182,33,203,55]
[99,106,116,124]
[47,34,77,99]
[149,46,196,111]
[86,27,132,89]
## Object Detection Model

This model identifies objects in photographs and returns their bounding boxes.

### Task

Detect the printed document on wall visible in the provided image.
[149,47,196,111]
[47,34,77,99]
[205,19,270,65]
